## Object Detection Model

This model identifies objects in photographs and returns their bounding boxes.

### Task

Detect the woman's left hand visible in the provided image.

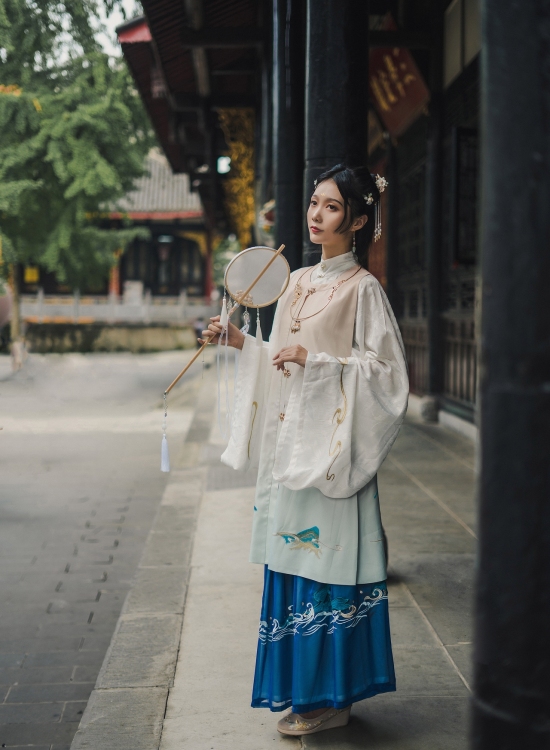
[272,345,308,370]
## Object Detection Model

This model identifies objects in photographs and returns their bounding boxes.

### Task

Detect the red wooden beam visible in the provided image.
[117,19,152,44]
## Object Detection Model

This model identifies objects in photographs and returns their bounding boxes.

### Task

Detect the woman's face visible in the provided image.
[307,178,365,249]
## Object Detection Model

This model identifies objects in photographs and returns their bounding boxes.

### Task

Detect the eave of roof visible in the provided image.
[111,153,204,218]
[116,1,262,175]
[116,17,152,44]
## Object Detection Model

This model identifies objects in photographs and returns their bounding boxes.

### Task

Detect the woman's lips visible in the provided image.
[310,226,322,233]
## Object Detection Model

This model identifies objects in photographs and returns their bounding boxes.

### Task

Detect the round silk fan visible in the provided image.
[224,246,290,309]
[161,243,288,474]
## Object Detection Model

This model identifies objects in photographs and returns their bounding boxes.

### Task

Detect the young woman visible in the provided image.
[202,164,409,736]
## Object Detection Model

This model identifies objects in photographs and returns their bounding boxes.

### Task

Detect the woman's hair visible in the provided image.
[314,164,381,269]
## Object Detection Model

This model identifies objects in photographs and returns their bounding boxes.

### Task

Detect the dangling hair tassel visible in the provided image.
[374,202,382,242]
[161,392,170,472]
[373,174,388,243]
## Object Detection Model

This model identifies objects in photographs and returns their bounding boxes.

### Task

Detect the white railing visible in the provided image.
[21,290,218,325]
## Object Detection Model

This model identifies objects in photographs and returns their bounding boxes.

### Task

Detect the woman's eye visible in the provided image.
[327,204,336,210]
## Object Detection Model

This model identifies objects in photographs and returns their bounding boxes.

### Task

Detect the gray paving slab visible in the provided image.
[70,687,167,749]
[446,644,473,687]
[122,566,188,615]
[0,666,74,684]
[96,614,181,689]
[392,647,469,696]
[301,696,469,749]
[0,655,25,668]
[388,606,441,648]
[61,702,87,723]
[0,702,64,723]
[397,555,475,646]
[22,652,105,668]
[6,682,94,703]
[0,723,77,745]
[71,666,99,684]
[138,531,194,568]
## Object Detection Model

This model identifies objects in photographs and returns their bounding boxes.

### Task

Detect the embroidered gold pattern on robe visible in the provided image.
[247,401,258,458]
[326,361,348,481]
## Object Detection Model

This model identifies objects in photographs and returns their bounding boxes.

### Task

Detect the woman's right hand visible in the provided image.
[199,315,245,350]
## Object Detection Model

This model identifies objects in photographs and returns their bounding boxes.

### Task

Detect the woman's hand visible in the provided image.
[272,344,308,370]
[199,315,245,350]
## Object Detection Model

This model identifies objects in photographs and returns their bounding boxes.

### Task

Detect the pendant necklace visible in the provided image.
[290,265,362,333]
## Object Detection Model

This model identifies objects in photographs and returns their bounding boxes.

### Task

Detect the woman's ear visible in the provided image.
[352,214,368,231]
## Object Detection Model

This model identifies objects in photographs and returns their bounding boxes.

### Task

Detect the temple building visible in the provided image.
[116,0,481,430]
[109,150,208,299]
[19,150,208,301]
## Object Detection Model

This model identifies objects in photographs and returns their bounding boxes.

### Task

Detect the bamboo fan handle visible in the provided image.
[164,244,285,395]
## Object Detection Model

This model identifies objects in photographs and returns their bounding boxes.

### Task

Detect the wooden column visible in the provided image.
[272,0,305,272]
[385,140,399,311]
[472,1,550,747]
[302,0,370,266]
[424,4,444,403]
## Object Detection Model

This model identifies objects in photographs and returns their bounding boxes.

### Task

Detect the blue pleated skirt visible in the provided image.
[251,566,396,713]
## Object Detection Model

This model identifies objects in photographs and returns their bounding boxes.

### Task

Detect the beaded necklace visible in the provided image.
[289,264,362,333]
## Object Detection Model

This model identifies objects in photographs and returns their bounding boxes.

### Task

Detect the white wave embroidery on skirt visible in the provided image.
[259,587,387,643]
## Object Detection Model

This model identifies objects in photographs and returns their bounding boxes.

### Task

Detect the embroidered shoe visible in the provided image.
[276,706,351,735]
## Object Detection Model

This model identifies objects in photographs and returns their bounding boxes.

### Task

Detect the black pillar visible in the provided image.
[273,0,305,272]
[424,7,444,397]
[256,0,273,336]
[302,0,370,265]
[385,139,399,311]
[256,7,273,234]
[472,2,550,748]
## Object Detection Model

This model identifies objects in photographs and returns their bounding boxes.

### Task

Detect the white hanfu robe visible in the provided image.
[222,252,409,586]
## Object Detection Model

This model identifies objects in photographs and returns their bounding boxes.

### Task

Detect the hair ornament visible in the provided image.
[372,175,388,243]
[363,193,374,205]
[375,174,389,193]
[313,178,318,187]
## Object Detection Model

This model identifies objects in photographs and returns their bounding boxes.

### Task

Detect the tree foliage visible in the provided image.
[0,0,154,289]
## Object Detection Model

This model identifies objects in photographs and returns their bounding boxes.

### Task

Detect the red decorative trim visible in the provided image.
[117,21,152,44]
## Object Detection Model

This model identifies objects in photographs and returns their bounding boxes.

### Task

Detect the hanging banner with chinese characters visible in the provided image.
[369,47,430,137]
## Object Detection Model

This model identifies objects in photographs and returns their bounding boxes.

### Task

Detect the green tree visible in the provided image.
[0,0,154,338]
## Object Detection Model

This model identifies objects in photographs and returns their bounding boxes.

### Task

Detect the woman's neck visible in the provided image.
[321,242,352,260]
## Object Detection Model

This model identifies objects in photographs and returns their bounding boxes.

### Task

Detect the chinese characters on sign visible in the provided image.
[369,47,430,137]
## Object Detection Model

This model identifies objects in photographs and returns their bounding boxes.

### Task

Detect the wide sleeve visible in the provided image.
[220,332,271,471]
[272,274,409,499]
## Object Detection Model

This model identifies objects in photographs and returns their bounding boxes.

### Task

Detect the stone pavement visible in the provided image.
[0,350,206,748]
[72,355,477,750]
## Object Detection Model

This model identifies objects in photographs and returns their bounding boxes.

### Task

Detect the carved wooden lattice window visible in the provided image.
[449,127,478,265]
[441,126,479,414]
[397,165,427,273]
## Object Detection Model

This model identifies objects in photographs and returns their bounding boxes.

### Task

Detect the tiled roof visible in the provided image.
[113,150,203,215]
